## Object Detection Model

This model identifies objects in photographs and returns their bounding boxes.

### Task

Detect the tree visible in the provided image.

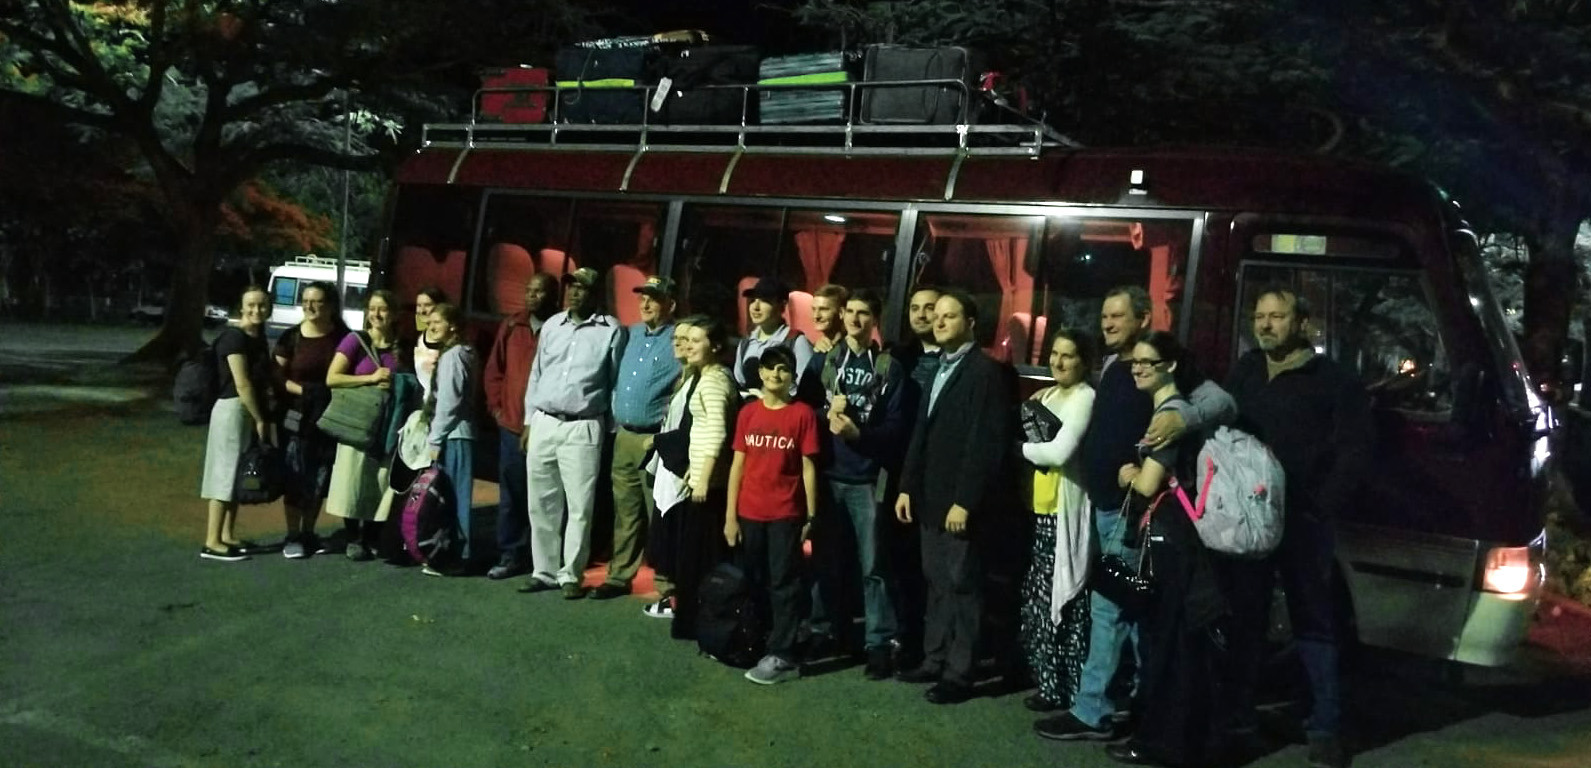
[0,1,594,362]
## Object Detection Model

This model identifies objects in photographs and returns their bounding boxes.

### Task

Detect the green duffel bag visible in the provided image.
[316,333,391,452]
[317,385,389,452]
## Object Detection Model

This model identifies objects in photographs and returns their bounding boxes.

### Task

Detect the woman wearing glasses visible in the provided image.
[1105,330,1227,768]
[273,281,349,559]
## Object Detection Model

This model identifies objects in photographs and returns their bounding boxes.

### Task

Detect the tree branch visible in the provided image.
[220,78,347,123]
[0,89,117,131]
[220,143,383,192]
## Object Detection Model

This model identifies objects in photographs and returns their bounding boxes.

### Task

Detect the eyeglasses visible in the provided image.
[1127,358,1168,369]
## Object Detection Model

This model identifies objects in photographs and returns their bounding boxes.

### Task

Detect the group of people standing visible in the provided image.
[197,269,1371,768]
[197,282,472,571]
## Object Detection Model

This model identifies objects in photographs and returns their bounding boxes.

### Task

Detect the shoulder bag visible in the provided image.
[316,332,391,452]
[653,372,702,477]
[1088,487,1164,617]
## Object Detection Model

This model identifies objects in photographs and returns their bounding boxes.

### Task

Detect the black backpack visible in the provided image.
[173,342,219,425]
[695,562,766,668]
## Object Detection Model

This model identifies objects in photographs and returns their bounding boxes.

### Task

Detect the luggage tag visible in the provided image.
[650,77,673,112]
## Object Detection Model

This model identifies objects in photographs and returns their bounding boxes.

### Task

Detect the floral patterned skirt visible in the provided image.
[1020,513,1091,705]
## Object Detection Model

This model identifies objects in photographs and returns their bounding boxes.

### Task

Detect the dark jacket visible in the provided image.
[900,347,1012,526]
[800,344,916,484]
[1225,350,1373,520]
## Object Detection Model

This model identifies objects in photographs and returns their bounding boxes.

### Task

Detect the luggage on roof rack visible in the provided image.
[859,45,984,126]
[649,45,761,125]
[479,66,549,124]
[757,52,857,125]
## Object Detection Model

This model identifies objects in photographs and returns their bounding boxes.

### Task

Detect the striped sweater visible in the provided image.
[686,366,737,490]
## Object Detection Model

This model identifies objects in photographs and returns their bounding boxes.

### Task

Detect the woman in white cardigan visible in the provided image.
[1019,328,1096,714]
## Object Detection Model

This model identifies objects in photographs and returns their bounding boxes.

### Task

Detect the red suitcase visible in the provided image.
[479,66,549,123]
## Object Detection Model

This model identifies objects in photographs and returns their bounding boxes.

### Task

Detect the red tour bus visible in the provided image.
[378,106,1549,667]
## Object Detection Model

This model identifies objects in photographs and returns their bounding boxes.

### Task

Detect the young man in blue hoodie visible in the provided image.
[802,288,916,679]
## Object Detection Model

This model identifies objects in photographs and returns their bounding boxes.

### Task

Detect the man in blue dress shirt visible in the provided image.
[591,276,683,600]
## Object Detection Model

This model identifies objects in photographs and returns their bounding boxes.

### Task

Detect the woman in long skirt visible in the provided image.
[198,287,275,561]
[1019,329,1096,712]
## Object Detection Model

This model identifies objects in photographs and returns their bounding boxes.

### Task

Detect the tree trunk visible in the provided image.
[127,201,219,365]
[1521,201,1583,400]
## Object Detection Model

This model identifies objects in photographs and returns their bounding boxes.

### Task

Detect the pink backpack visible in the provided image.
[400,467,457,566]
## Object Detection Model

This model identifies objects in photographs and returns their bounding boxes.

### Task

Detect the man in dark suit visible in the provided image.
[893,290,1011,705]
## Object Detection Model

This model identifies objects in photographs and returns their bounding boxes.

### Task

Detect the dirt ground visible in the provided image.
[3,322,1590,768]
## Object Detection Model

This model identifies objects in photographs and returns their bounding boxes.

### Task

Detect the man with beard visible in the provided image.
[1217,286,1371,768]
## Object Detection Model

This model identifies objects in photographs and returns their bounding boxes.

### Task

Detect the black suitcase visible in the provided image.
[859,45,982,125]
[650,46,761,125]
[757,52,856,125]
[555,45,651,124]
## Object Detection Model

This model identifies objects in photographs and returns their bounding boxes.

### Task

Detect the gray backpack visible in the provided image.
[1170,426,1286,557]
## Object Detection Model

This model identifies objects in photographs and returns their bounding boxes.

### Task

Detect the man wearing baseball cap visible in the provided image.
[733,277,815,396]
[590,275,683,600]
[520,266,627,599]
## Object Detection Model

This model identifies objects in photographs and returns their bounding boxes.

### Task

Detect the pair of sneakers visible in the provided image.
[744,654,800,685]
[282,533,329,560]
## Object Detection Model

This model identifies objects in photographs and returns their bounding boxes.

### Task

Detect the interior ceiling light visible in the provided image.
[824,214,847,223]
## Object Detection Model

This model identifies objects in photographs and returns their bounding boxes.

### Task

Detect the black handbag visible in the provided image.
[1088,489,1163,615]
[1019,397,1063,444]
[654,374,701,477]
[234,437,286,505]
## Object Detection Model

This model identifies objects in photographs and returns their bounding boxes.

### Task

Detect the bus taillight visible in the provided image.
[1480,545,1539,599]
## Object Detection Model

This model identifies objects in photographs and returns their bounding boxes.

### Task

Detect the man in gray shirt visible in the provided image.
[519,267,626,599]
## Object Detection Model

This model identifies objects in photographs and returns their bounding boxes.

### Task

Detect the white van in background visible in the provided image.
[266,254,371,336]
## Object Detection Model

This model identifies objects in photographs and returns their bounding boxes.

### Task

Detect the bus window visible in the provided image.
[272,277,299,308]
[1239,265,1453,416]
[344,284,368,312]
[673,206,898,340]
[913,214,1191,367]
[387,185,479,311]
[471,197,663,322]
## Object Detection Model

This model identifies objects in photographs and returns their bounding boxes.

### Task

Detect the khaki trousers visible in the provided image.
[606,427,657,587]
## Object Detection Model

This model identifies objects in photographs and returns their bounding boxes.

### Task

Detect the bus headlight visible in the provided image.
[1480,545,1541,599]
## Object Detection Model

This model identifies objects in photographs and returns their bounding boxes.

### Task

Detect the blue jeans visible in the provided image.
[438,437,474,561]
[496,427,529,567]
[1073,505,1141,728]
[811,478,898,650]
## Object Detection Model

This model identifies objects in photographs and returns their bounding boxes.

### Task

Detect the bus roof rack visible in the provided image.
[283,254,372,270]
[420,79,1082,158]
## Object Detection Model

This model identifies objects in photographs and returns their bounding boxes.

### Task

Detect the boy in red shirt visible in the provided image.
[725,345,821,685]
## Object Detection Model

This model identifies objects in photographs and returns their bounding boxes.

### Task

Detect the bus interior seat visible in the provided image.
[609,263,645,325]
[997,312,1048,367]
[787,291,816,341]
[490,243,536,315]
[536,248,574,282]
[392,245,467,309]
